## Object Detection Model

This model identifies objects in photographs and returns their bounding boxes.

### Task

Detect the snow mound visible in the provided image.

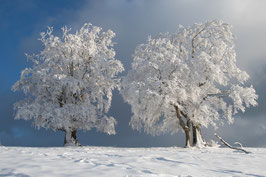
[0,146,265,176]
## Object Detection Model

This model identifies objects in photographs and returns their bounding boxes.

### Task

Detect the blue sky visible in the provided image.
[0,0,84,89]
[1,0,266,147]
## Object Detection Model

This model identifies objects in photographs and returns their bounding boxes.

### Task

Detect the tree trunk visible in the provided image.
[64,129,80,146]
[185,120,192,148]
[192,124,197,146]
[192,124,206,147]
[173,105,192,147]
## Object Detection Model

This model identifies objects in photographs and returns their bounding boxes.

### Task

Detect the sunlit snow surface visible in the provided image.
[0,146,265,177]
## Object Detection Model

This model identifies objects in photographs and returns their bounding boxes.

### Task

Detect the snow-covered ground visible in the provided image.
[0,146,265,177]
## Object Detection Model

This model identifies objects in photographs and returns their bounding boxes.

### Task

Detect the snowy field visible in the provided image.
[0,146,266,177]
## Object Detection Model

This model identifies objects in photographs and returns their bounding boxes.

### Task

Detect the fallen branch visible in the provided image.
[214,133,251,154]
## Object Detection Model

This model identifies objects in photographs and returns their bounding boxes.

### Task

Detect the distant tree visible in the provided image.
[121,20,258,147]
[12,23,124,146]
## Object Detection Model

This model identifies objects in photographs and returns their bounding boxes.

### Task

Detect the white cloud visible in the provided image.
[70,0,266,74]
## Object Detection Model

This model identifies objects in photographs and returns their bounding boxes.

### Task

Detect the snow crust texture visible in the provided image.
[0,146,265,177]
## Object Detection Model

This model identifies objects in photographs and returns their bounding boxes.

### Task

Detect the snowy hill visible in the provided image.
[0,146,265,177]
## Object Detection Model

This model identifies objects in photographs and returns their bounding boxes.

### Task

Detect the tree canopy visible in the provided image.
[122,20,258,147]
[12,23,124,145]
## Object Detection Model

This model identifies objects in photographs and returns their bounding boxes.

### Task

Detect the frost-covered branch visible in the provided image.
[191,26,206,57]
[215,134,250,154]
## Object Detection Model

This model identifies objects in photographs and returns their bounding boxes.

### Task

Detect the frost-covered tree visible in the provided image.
[122,20,258,147]
[12,23,124,146]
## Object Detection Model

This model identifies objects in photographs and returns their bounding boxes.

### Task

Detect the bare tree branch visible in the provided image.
[203,91,230,100]
[215,133,251,154]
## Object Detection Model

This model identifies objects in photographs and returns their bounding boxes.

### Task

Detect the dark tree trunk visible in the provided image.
[64,129,80,146]
[192,123,205,147]
[173,105,192,147]
[192,124,197,146]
